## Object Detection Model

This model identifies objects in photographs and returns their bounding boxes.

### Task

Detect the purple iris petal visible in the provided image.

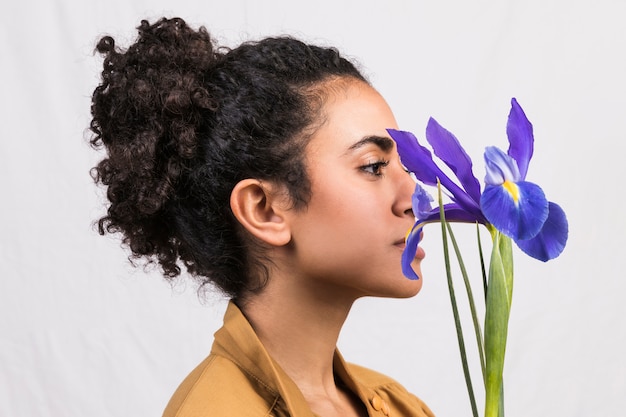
[438,205,487,223]
[506,98,534,180]
[402,222,423,280]
[426,118,482,202]
[412,183,434,219]
[515,202,569,261]
[389,129,453,184]
[480,181,548,240]
[417,205,486,225]
[484,146,521,185]
[388,129,483,219]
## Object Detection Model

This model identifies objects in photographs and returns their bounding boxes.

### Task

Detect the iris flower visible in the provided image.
[389,99,568,417]
[389,98,568,280]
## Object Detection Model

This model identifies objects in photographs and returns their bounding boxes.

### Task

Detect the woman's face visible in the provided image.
[282,80,425,300]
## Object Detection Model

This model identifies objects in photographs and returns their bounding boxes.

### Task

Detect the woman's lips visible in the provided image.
[394,232,426,260]
[414,245,426,260]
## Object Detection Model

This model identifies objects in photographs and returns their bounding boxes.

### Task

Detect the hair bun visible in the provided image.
[90,18,220,277]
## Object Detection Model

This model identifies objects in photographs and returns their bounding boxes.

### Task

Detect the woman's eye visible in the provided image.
[360,160,389,176]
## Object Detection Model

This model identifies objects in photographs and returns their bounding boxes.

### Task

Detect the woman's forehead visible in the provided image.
[306,81,398,153]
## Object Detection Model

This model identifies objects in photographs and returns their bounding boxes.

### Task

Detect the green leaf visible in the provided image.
[484,232,514,417]
[438,181,479,417]
[446,221,486,382]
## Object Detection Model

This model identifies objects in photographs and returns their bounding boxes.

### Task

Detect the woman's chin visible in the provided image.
[394,271,424,298]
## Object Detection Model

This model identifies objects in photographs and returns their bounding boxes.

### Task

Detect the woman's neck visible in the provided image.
[239,278,355,400]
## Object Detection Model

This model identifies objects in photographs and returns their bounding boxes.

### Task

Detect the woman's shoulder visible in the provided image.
[345,363,436,417]
[162,353,280,417]
[345,362,402,387]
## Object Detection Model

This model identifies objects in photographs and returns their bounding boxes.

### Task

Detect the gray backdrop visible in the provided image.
[1,1,624,416]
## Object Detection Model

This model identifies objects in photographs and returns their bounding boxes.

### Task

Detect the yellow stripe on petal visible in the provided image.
[502,180,520,204]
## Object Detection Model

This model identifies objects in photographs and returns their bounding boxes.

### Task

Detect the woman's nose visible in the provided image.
[392,160,416,218]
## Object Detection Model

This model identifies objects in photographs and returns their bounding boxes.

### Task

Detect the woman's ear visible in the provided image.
[230,179,292,246]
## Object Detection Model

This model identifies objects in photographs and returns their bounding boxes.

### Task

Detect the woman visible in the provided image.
[90,17,432,417]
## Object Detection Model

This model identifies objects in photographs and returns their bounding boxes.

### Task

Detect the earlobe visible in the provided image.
[230,179,292,246]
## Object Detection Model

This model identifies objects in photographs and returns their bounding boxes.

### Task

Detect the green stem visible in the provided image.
[437,182,479,417]
[476,223,488,300]
[499,382,505,417]
[446,222,486,383]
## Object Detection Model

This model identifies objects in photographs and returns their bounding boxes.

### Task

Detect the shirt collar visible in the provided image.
[211,301,375,416]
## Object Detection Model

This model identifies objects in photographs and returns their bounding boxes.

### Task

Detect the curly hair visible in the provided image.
[89,17,366,299]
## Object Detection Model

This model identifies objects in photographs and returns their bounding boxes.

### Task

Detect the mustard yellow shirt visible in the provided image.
[163,302,435,417]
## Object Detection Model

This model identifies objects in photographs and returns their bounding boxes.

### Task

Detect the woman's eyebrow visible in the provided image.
[347,135,395,152]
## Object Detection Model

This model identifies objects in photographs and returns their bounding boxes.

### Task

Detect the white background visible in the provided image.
[1,1,625,416]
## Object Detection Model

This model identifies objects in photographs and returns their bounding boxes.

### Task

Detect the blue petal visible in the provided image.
[388,129,454,187]
[507,98,534,180]
[439,204,487,223]
[515,202,568,261]
[412,183,434,219]
[426,118,482,203]
[402,222,422,280]
[417,204,487,224]
[484,146,521,185]
[480,181,548,240]
[388,129,483,219]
